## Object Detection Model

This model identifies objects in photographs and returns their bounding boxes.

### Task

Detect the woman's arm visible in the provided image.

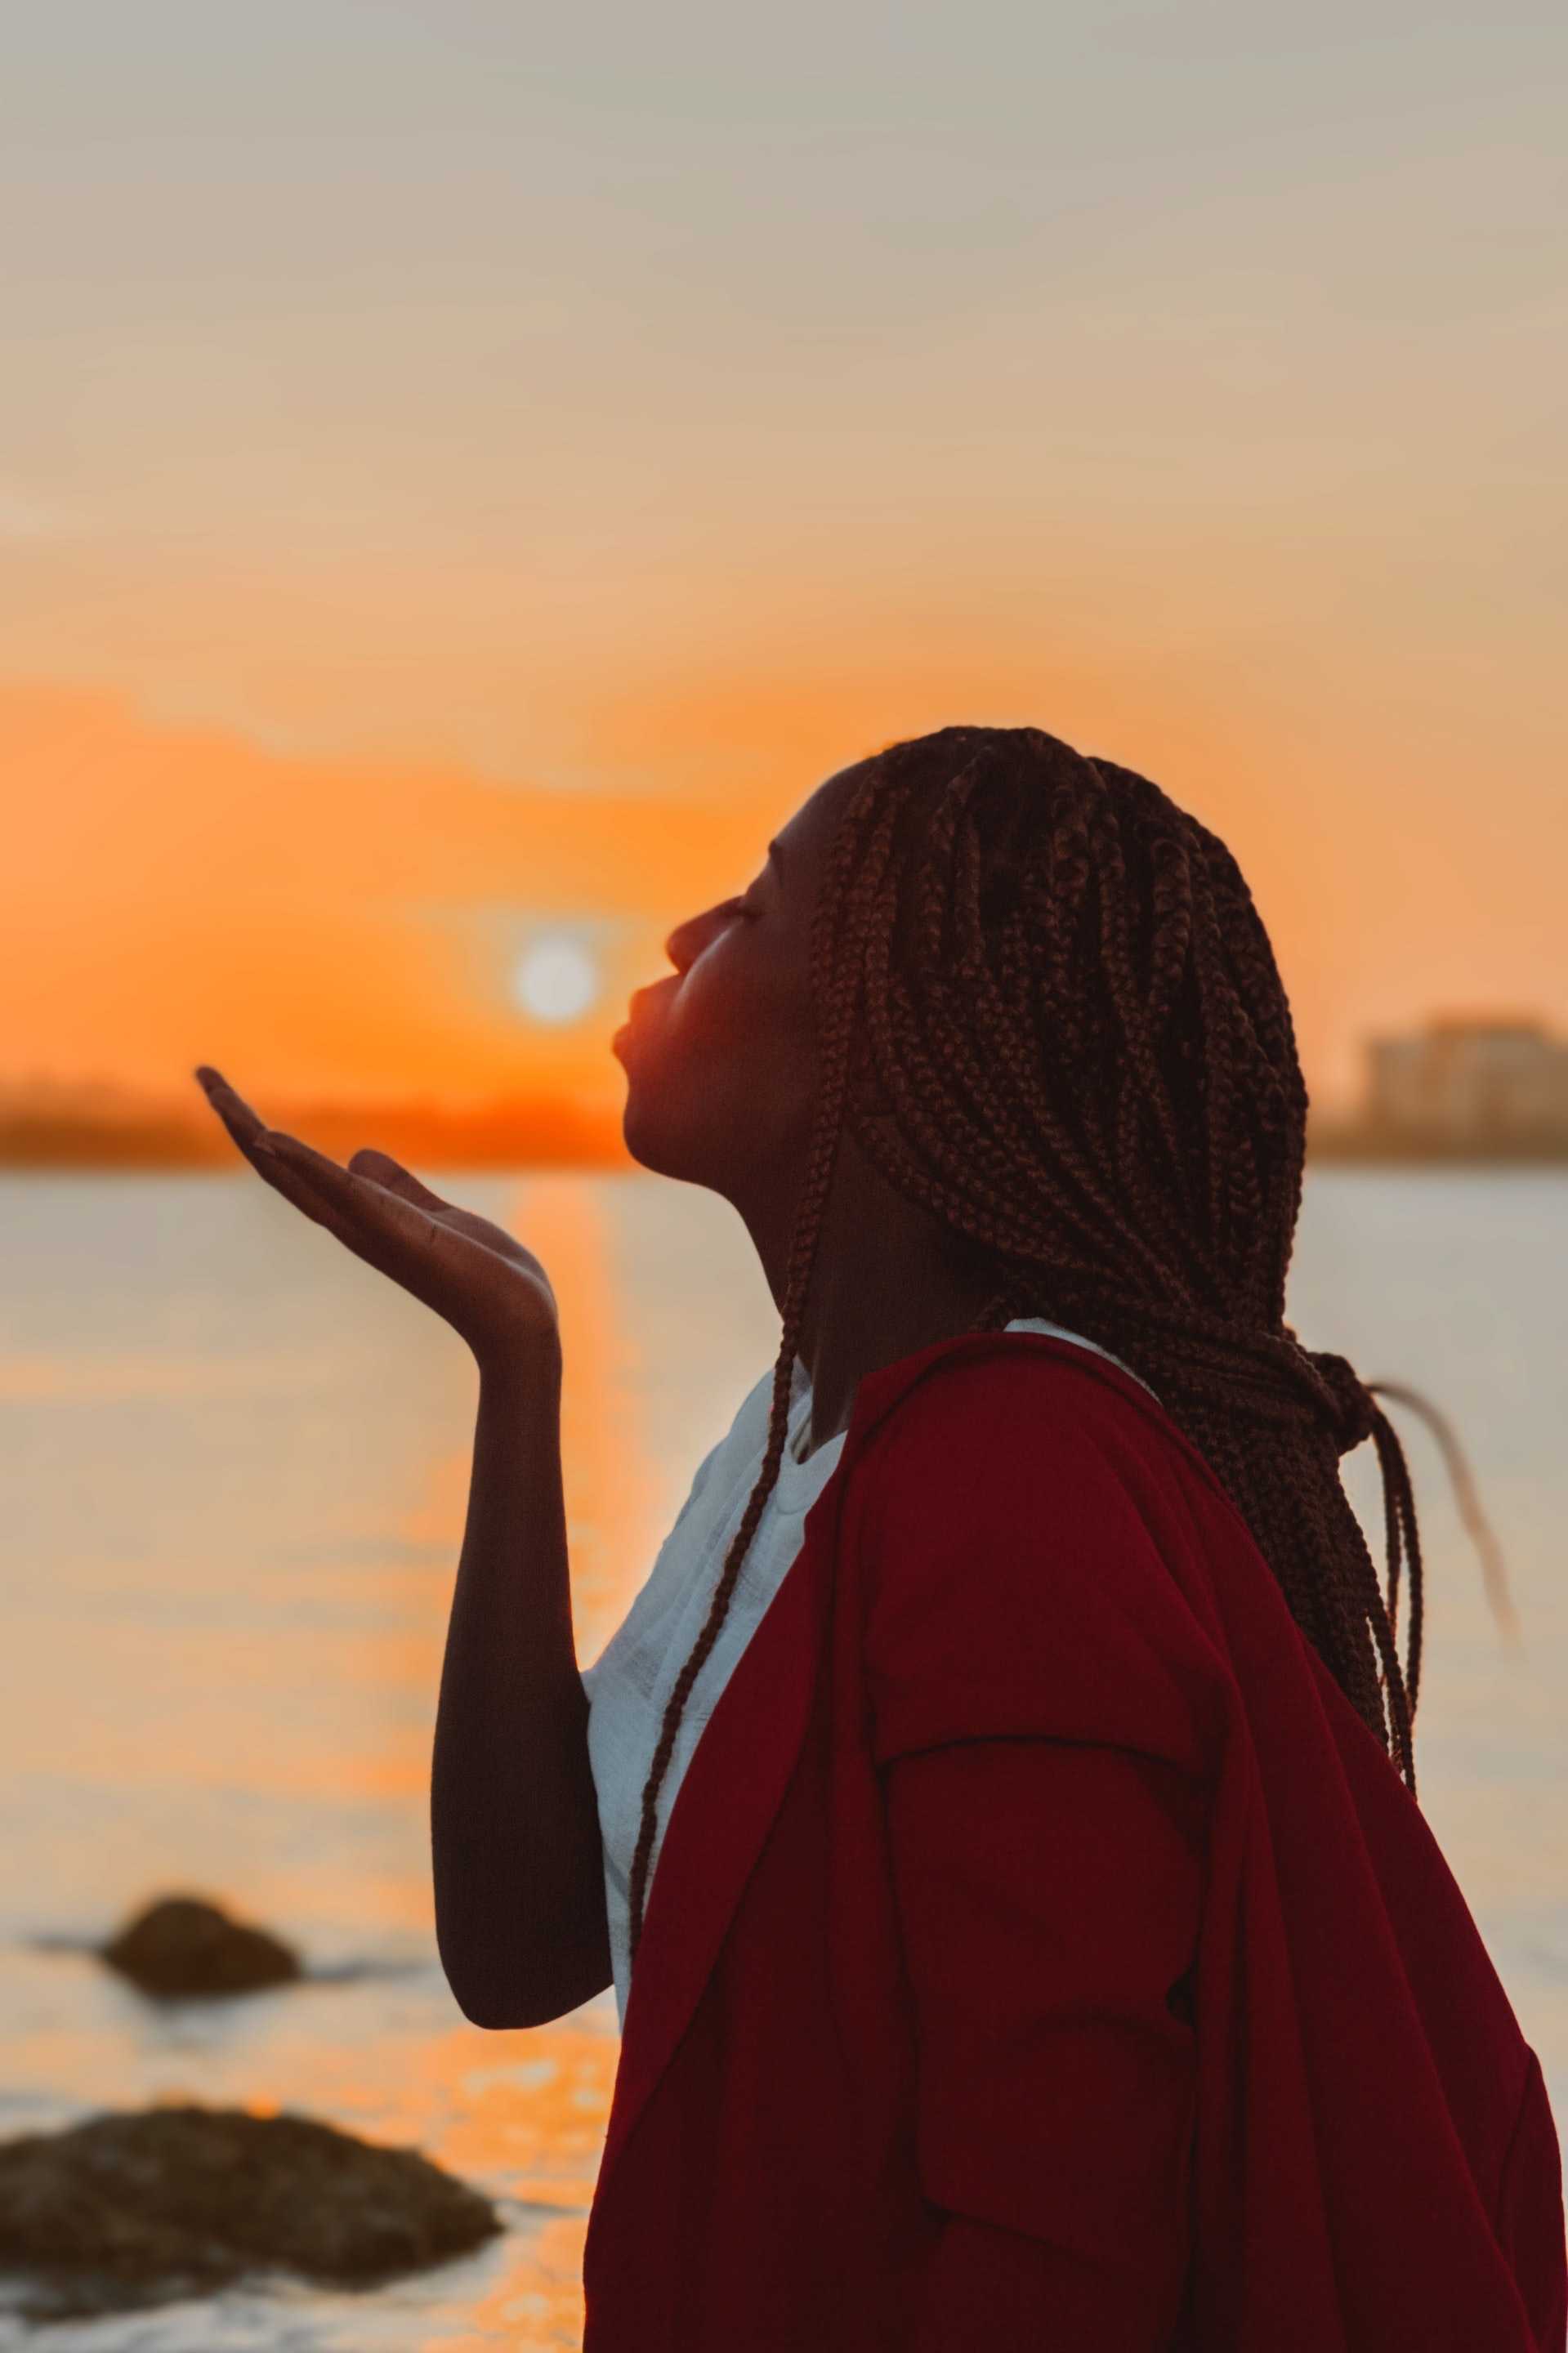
[190,1068,610,2034]
[854,1355,1222,2348]
[884,1734,1203,2352]
[431,1349,611,2029]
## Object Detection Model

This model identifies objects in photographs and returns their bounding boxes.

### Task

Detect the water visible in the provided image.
[1,1166,1565,2346]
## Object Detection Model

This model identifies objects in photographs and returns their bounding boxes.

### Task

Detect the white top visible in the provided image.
[578,1317,1158,2028]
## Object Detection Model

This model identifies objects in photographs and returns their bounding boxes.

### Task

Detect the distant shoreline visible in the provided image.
[1307,1126,1568,1167]
[0,1098,637,1174]
[1,1116,1566,1172]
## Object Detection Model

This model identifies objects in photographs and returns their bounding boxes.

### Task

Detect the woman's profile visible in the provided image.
[196,722,1566,2350]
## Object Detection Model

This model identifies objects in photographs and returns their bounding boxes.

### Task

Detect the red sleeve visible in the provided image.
[859,1356,1215,2350]
[885,1737,1204,2351]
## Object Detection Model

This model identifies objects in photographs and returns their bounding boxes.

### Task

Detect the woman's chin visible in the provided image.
[617,1083,666,1173]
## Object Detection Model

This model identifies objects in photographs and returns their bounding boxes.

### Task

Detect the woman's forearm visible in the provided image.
[431,1350,611,2029]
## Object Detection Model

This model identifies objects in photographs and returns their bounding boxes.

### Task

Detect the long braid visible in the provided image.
[627,722,1514,1967]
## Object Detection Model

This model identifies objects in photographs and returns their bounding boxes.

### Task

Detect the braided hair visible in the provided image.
[626,722,1511,1965]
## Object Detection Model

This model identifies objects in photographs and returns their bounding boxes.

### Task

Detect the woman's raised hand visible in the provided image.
[194,1065,561,1375]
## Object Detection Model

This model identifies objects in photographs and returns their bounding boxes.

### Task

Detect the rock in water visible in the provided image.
[0,2103,503,2324]
[101,1895,302,1996]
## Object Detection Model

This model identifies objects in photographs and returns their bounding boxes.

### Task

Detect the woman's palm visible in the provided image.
[194,1065,560,1368]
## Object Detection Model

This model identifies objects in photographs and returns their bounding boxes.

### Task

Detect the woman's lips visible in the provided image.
[618,985,673,1047]
[613,998,653,1055]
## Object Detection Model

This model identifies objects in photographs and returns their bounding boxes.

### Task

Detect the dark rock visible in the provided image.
[100,1894,302,1997]
[0,2102,503,2323]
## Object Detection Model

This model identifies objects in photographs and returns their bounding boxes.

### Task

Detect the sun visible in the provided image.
[510,933,601,1025]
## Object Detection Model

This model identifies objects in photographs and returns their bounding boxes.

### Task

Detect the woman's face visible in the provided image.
[611,761,867,1205]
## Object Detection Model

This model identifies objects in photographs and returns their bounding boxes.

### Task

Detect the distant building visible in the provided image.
[1363,1016,1568,1145]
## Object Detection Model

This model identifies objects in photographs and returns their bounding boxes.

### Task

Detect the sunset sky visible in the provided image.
[3,2,1564,1115]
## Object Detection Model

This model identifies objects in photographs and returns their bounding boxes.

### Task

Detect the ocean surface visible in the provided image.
[1,1164,1565,2348]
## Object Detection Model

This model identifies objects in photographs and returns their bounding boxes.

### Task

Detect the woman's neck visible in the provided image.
[749,1123,1003,1459]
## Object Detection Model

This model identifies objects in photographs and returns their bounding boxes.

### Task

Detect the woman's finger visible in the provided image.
[244,1140,443,1281]
[194,1068,279,1169]
[248,1142,364,1239]
[194,1065,265,1138]
[263,1136,449,1268]
[346,1146,452,1214]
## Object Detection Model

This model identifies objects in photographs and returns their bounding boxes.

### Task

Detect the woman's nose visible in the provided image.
[663,904,725,972]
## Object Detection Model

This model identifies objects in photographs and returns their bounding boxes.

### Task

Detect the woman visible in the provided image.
[196,723,1566,2350]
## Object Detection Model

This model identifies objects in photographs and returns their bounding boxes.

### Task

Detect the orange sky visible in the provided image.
[5,633,1564,1121]
[3,7,1563,1118]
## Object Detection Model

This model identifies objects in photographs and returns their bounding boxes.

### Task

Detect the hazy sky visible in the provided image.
[3,1,1563,1111]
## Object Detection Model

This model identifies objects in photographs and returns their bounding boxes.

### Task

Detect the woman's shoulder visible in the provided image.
[847,1334,1231,1777]
[849,1327,1189,1495]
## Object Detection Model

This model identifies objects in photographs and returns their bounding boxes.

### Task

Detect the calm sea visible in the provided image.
[1,1166,1565,2349]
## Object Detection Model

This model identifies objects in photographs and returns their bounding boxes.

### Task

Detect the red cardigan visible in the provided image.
[580,1332,1566,2351]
